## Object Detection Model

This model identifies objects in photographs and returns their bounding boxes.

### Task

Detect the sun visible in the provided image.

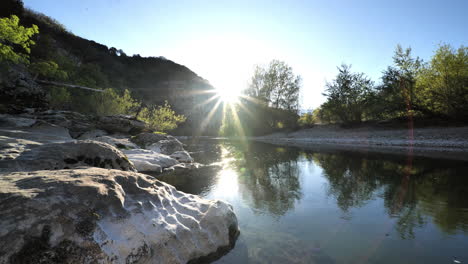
[215,86,242,104]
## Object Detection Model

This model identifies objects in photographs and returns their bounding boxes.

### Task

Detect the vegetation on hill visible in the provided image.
[0,0,220,133]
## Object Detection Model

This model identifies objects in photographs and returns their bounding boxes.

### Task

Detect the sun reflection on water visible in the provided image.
[211,147,239,198]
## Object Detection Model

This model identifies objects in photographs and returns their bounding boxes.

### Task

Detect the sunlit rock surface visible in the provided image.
[130,132,169,148]
[170,150,194,163]
[0,139,135,172]
[149,138,185,155]
[123,148,179,173]
[0,168,239,264]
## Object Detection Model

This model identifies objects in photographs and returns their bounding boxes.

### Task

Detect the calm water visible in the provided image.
[159,139,468,264]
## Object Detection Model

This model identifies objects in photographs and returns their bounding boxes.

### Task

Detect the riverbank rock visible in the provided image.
[0,114,36,127]
[0,168,239,264]
[130,132,169,148]
[97,115,146,135]
[89,135,139,150]
[170,150,194,163]
[149,138,185,155]
[122,148,179,172]
[0,140,135,172]
[0,65,48,112]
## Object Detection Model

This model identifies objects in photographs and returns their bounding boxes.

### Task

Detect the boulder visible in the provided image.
[0,123,72,144]
[149,138,185,155]
[97,115,146,135]
[0,168,239,264]
[20,110,96,138]
[89,135,139,150]
[130,132,169,148]
[0,114,36,127]
[122,148,179,172]
[0,140,135,172]
[170,150,194,163]
[76,129,108,140]
[0,64,48,112]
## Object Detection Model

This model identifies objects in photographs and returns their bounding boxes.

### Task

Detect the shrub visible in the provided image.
[138,101,186,132]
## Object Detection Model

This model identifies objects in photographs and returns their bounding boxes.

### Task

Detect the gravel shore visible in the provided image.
[254,125,468,161]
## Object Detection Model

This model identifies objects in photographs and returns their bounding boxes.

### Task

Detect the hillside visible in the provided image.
[1,0,222,135]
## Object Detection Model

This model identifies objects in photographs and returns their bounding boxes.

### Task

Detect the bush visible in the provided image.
[138,101,186,132]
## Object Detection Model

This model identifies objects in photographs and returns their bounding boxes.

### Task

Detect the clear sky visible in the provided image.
[23,0,468,110]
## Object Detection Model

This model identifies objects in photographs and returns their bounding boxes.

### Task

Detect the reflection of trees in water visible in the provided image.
[313,152,468,238]
[227,142,303,216]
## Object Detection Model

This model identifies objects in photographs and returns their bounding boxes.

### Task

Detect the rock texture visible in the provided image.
[130,132,169,148]
[0,139,135,172]
[122,149,179,173]
[97,115,146,135]
[0,65,48,112]
[170,151,194,163]
[149,138,185,155]
[0,168,239,264]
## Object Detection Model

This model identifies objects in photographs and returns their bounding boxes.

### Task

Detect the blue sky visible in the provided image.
[23,0,468,109]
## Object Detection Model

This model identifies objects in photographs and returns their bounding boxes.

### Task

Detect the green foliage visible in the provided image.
[322,64,374,123]
[246,60,301,111]
[93,89,140,116]
[0,15,38,64]
[48,86,71,109]
[298,111,315,128]
[416,44,468,118]
[29,60,68,80]
[138,101,186,132]
[219,99,299,137]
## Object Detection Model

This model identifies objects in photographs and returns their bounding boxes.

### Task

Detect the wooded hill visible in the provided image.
[1,0,221,134]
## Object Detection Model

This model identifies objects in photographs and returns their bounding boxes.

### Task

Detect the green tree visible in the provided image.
[246,60,302,111]
[376,45,423,118]
[138,101,186,132]
[416,44,468,119]
[322,64,374,123]
[0,15,38,64]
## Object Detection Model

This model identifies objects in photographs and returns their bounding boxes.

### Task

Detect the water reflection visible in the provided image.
[164,140,468,239]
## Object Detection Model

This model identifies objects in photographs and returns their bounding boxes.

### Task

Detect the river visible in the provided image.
[159,139,468,264]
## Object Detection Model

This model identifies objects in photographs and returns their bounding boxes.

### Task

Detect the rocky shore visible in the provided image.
[0,110,239,264]
[255,125,468,161]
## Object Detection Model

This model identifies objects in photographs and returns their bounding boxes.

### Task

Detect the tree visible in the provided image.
[246,60,301,111]
[0,15,38,64]
[416,44,468,119]
[376,45,423,118]
[322,64,374,123]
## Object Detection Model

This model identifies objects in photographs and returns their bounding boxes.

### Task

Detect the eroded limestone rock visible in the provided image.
[130,132,169,148]
[149,138,185,155]
[0,168,239,264]
[97,115,146,135]
[0,140,135,172]
[170,150,194,163]
[122,148,179,172]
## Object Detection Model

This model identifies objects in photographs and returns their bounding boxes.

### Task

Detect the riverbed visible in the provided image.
[159,138,468,264]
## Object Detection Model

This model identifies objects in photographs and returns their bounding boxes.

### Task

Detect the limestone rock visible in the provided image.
[76,129,108,140]
[20,110,96,138]
[0,65,47,112]
[97,115,146,135]
[0,168,239,264]
[0,114,36,127]
[149,138,185,155]
[122,148,179,172]
[0,140,135,172]
[89,135,139,150]
[130,132,169,148]
[170,150,194,163]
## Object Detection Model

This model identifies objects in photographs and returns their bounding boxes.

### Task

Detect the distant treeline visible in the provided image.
[313,44,468,125]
